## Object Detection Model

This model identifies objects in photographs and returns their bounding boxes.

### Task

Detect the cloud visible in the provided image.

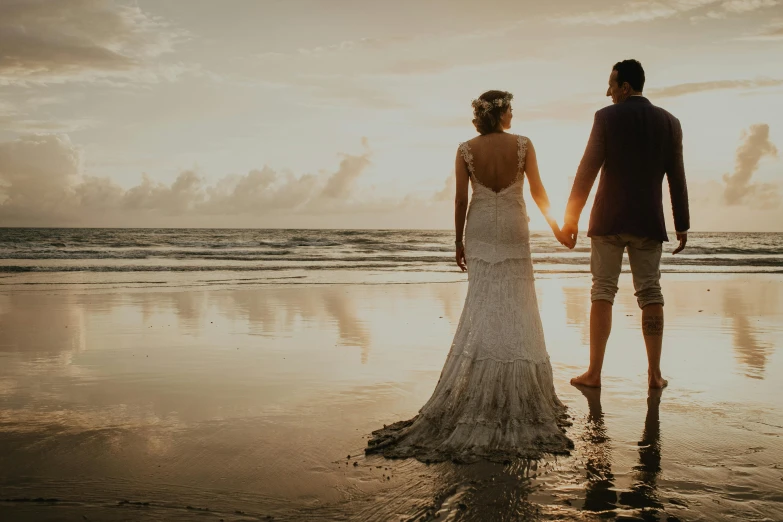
[697,0,779,19]
[502,78,783,124]
[200,150,373,217]
[723,124,779,208]
[720,0,778,13]
[296,37,387,56]
[741,21,783,39]
[521,99,605,121]
[433,175,455,202]
[558,0,778,25]
[266,73,406,109]
[0,133,446,226]
[321,138,372,198]
[0,89,99,133]
[0,0,185,84]
[556,0,717,25]
[0,134,81,219]
[0,113,98,133]
[122,171,205,214]
[649,78,783,98]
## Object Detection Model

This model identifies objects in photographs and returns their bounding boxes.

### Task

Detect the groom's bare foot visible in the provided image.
[571,372,601,388]
[648,374,668,389]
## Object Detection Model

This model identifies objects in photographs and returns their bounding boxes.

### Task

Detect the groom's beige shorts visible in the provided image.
[590,234,664,309]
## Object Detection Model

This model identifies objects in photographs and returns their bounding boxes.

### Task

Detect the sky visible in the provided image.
[0,0,781,231]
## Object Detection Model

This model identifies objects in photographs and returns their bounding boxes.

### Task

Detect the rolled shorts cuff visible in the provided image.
[591,288,618,305]
[636,294,665,309]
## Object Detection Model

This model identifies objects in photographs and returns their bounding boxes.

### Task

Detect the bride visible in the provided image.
[366,90,573,463]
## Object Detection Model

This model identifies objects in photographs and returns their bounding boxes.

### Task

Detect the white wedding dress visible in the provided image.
[366,135,572,463]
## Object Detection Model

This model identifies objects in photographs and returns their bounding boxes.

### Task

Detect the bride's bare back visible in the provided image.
[464,132,523,192]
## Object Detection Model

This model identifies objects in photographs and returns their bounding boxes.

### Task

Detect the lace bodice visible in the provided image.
[458,134,528,193]
[458,135,531,265]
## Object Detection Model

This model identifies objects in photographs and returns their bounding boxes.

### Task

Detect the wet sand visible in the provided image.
[0,273,782,521]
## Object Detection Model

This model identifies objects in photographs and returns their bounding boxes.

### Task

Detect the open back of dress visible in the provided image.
[366,134,572,463]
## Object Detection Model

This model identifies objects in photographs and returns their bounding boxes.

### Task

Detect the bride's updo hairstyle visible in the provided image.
[471,90,513,135]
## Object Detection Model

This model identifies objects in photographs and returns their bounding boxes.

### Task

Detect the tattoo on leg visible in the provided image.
[643,316,664,337]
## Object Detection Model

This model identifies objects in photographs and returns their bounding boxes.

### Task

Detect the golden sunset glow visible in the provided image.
[2,3,783,521]
[0,0,781,231]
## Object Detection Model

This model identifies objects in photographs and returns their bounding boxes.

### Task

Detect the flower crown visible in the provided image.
[471,93,513,115]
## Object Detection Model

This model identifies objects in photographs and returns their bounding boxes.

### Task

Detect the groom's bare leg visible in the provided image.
[571,300,613,388]
[642,304,667,388]
[573,236,623,388]
[628,237,667,389]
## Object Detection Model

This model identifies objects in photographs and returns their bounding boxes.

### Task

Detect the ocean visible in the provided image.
[1,229,782,285]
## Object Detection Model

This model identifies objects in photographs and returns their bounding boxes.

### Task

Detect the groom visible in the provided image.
[562,59,690,389]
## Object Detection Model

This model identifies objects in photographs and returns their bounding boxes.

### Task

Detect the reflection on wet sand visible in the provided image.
[577,386,617,513]
[563,286,590,345]
[0,285,379,467]
[129,290,208,327]
[575,386,665,520]
[321,290,371,363]
[429,282,462,324]
[722,288,774,379]
[563,276,781,382]
[393,385,670,522]
[0,275,781,521]
[213,287,372,361]
[0,293,87,358]
[618,388,664,516]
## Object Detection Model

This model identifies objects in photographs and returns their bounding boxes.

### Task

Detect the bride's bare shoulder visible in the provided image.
[463,135,480,147]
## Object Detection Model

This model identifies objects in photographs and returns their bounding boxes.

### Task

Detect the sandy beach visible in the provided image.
[1,273,782,521]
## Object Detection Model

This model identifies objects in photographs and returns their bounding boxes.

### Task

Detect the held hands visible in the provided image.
[553,227,571,248]
[549,215,576,249]
[546,216,569,249]
[550,223,567,248]
[560,222,578,250]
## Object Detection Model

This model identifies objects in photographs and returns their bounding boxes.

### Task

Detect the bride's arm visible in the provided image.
[525,140,562,238]
[454,148,470,271]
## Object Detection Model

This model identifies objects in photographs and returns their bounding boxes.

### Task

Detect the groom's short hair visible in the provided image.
[613,59,645,92]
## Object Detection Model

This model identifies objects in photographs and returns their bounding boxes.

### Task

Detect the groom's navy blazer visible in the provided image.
[565,96,690,242]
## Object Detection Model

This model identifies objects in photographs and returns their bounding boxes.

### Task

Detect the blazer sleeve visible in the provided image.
[565,110,606,227]
[667,117,690,233]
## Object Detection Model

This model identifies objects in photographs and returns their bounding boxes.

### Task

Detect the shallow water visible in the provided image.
[0,273,782,521]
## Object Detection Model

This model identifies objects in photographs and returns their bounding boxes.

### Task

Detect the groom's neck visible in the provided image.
[618,91,643,103]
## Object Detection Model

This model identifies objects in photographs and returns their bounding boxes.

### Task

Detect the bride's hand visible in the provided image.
[548,219,568,247]
[554,229,570,247]
[455,242,467,272]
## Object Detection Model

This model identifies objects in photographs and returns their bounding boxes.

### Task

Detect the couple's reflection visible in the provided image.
[577,386,663,518]
[579,386,616,512]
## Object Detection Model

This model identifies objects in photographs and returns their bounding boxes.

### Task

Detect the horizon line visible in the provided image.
[0,227,776,234]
